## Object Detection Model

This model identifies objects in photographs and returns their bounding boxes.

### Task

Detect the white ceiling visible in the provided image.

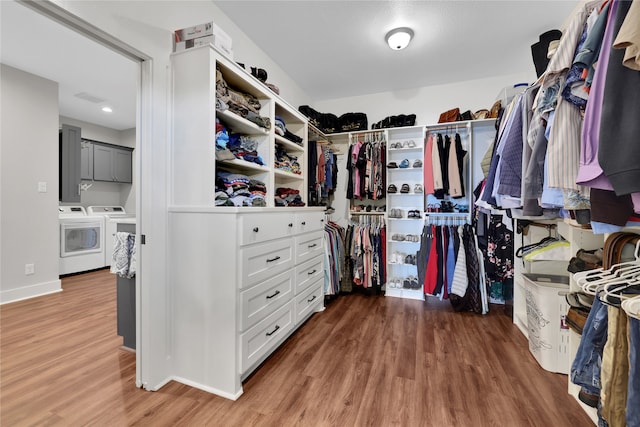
[0,0,138,131]
[0,1,578,131]
[216,0,579,101]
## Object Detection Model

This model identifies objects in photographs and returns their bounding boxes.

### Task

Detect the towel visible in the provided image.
[111,232,136,278]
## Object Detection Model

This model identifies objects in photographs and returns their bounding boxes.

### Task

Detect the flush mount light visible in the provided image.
[101,106,113,113]
[385,27,414,50]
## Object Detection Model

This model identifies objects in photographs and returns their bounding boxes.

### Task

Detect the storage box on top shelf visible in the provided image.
[173,21,233,59]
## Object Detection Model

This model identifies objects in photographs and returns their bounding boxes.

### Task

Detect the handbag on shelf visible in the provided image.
[460,110,473,121]
[438,107,461,123]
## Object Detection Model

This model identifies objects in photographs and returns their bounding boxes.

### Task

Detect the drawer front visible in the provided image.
[240,238,294,288]
[295,231,324,264]
[295,255,324,294]
[240,269,294,332]
[295,211,325,234]
[295,280,323,324]
[240,212,295,246]
[240,300,294,373]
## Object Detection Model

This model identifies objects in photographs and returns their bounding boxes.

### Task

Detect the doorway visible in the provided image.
[0,0,150,388]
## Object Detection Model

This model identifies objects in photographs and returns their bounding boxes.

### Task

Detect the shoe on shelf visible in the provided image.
[388,184,398,193]
[399,159,410,168]
[400,183,411,193]
[413,159,423,168]
[387,161,398,168]
[414,184,423,193]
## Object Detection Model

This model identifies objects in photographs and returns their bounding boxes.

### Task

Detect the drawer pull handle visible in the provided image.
[308,243,317,248]
[321,219,324,223]
[266,256,281,263]
[253,227,259,233]
[266,325,280,337]
[307,295,317,303]
[301,221,306,225]
[307,269,317,275]
[288,223,293,227]
[266,290,280,300]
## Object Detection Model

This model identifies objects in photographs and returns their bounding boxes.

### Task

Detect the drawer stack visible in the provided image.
[169,207,325,400]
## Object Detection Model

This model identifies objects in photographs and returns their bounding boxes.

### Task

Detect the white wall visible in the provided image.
[1,64,61,303]
[59,116,135,210]
[314,71,535,127]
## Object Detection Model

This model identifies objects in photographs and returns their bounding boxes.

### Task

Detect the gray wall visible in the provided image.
[1,64,61,302]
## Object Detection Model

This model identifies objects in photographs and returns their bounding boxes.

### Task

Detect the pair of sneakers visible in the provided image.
[389,208,404,218]
[407,210,422,219]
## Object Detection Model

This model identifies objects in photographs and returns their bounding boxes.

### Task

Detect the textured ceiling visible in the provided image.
[215,0,579,100]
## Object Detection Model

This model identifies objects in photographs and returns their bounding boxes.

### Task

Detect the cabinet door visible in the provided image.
[93,144,114,181]
[113,148,132,183]
[59,124,81,202]
[80,140,94,180]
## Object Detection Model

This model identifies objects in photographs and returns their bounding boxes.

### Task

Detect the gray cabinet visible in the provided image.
[93,143,133,183]
[59,124,82,203]
[80,139,94,180]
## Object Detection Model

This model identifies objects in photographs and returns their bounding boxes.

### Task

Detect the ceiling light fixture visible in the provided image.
[101,106,113,113]
[385,27,414,50]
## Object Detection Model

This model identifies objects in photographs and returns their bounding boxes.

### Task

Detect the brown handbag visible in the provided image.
[438,108,461,123]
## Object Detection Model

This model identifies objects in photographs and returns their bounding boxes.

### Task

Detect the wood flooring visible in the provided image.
[1,269,594,426]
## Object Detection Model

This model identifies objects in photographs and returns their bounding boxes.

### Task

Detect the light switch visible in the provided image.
[38,182,47,193]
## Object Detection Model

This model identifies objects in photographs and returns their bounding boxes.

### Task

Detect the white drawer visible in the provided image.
[295,255,324,294]
[239,212,295,246]
[240,300,294,373]
[295,280,323,324]
[240,238,295,288]
[295,211,325,234]
[295,231,324,264]
[240,269,294,332]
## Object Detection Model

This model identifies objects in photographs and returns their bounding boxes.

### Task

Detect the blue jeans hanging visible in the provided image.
[571,293,608,395]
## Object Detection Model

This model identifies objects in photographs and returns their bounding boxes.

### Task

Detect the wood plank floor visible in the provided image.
[1,269,594,426]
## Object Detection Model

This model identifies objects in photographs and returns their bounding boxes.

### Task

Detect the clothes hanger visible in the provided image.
[621,295,640,320]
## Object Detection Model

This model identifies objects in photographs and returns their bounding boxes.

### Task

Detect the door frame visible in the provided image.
[17,0,153,389]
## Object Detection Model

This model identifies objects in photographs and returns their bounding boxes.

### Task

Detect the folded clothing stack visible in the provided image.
[216,67,271,130]
[275,187,305,207]
[274,145,301,174]
[274,116,303,145]
[215,172,267,207]
[227,133,264,165]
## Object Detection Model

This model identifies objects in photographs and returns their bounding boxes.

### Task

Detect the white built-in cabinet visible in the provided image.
[384,120,496,300]
[168,45,324,400]
[171,44,307,207]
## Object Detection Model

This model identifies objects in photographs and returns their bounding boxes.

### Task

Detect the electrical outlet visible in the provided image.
[38,182,47,193]
[25,264,35,275]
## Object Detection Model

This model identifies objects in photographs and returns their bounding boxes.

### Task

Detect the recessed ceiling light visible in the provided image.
[101,106,113,113]
[385,27,414,50]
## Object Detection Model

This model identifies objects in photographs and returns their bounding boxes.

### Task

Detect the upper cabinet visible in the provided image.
[171,45,308,207]
[80,139,94,180]
[92,142,133,183]
[59,124,82,203]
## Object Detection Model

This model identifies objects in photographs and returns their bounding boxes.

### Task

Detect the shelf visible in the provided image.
[350,211,385,215]
[387,192,424,196]
[388,147,422,152]
[217,158,269,174]
[273,168,304,180]
[217,109,270,135]
[388,218,423,221]
[275,134,304,152]
[385,287,424,301]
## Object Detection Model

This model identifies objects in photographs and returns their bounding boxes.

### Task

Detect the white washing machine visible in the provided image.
[59,206,106,275]
[87,206,136,267]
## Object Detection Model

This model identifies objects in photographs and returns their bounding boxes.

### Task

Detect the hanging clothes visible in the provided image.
[345,215,386,291]
[346,132,386,201]
[323,219,346,296]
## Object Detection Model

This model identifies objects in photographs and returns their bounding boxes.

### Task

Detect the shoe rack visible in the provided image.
[385,126,426,300]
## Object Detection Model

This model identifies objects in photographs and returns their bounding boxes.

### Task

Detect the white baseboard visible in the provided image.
[0,279,62,304]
